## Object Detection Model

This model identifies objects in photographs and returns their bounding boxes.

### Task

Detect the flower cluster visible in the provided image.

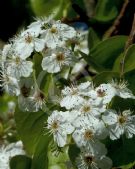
[0,141,25,169]
[47,80,135,169]
[0,17,88,112]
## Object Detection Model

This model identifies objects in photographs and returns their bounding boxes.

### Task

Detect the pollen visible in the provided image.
[50,27,57,34]
[97,89,106,97]
[84,129,93,140]
[51,121,59,130]
[118,115,127,124]
[84,155,94,165]
[56,53,65,61]
[82,105,91,113]
[25,34,33,43]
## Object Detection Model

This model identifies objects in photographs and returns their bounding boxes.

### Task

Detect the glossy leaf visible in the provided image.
[88,28,100,49]
[90,36,127,70]
[30,0,68,18]
[93,71,119,86]
[10,155,31,169]
[94,0,119,22]
[15,110,48,155]
[68,144,80,167]
[113,45,135,73]
[106,136,135,167]
[31,135,51,169]
[79,51,105,72]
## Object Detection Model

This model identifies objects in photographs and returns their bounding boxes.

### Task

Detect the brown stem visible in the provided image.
[104,0,130,38]
[120,14,135,79]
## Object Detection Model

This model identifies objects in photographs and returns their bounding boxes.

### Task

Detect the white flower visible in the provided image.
[14,32,45,59]
[41,20,76,48]
[23,16,53,37]
[76,146,112,169]
[2,44,12,60]
[102,109,135,140]
[0,141,25,169]
[0,70,20,96]
[75,99,103,119]
[6,54,33,79]
[26,88,46,112]
[60,85,84,110]
[72,118,107,147]
[110,80,135,99]
[42,47,75,73]
[60,81,93,110]
[47,110,74,147]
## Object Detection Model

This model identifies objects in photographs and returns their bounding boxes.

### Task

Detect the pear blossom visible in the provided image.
[42,47,75,73]
[72,118,107,147]
[0,141,25,169]
[47,110,74,147]
[60,81,93,109]
[102,109,135,140]
[0,70,20,96]
[110,80,135,99]
[6,54,33,79]
[76,146,112,169]
[14,32,45,59]
[41,20,76,48]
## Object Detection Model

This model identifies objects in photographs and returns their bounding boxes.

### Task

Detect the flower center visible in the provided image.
[25,34,33,43]
[56,53,65,61]
[35,91,45,101]
[84,129,93,140]
[82,105,91,113]
[50,27,57,33]
[97,89,106,97]
[15,57,21,65]
[21,85,30,97]
[84,155,94,165]
[118,115,127,124]
[51,121,59,130]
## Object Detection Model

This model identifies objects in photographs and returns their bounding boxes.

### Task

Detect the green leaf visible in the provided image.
[120,161,135,169]
[68,144,80,167]
[125,69,135,95]
[31,135,51,169]
[110,96,135,112]
[48,146,69,166]
[93,71,119,86]
[90,36,127,70]
[33,53,43,78]
[49,164,67,169]
[30,0,68,18]
[113,45,135,73]
[10,155,31,169]
[79,51,105,72]
[88,28,100,49]
[106,136,135,167]
[112,53,123,72]
[15,109,48,155]
[94,0,118,22]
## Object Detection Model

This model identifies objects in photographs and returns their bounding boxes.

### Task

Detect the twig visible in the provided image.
[120,14,135,79]
[104,0,129,38]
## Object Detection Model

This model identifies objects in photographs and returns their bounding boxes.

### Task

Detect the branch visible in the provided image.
[120,14,135,78]
[104,0,129,38]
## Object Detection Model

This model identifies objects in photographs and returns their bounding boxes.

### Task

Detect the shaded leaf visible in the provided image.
[31,135,51,169]
[10,155,31,169]
[106,136,135,167]
[93,71,119,86]
[94,0,119,22]
[15,109,48,155]
[90,36,127,69]
[88,28,100,49]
